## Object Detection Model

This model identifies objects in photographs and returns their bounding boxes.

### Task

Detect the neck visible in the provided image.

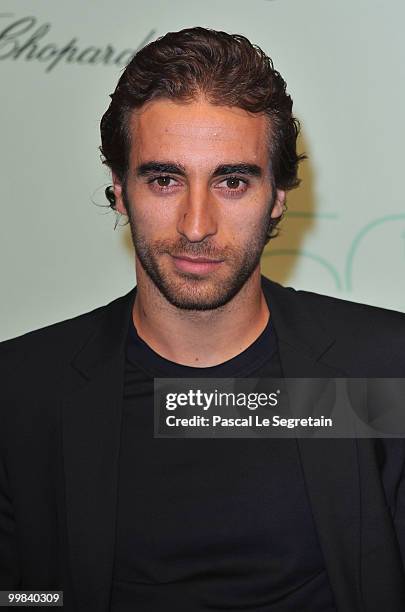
[132,265,269,367]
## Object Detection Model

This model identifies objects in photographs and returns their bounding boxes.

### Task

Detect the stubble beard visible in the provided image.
[123,190,274,311]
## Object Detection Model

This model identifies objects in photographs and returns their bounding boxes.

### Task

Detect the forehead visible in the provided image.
[128,98,269,167]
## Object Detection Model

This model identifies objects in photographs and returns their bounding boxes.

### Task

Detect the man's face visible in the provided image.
[113,97,285,310]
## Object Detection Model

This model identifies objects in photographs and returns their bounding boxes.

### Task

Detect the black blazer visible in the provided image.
[1,275,405,611]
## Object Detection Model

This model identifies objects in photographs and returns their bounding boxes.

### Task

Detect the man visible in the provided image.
[1,26,405,612]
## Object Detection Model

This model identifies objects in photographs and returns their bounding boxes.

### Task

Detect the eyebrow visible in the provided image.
[135,161,263,179]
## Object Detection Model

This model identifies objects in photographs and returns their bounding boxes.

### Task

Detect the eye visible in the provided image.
[156,176,173,187]
[147,175,180,192]
[225,177,242,189]
[216,176,249,195]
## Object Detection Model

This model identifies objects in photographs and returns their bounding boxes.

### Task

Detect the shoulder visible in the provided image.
[294,287,405,373]
[296,286,405,333]
[0,290,129,371]
[264,275,405,332]
[262,276,405,373]
[302,289,405,366]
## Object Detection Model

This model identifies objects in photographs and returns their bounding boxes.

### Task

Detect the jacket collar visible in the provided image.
[70,275,342,382]
[70,285,136,383]
[260,275,349,376]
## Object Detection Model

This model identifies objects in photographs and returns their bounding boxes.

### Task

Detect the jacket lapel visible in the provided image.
[262,276,405,611]
[261,277,363,610]
[61,287,136,612]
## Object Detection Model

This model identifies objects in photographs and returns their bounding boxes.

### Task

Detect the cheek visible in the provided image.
[226,203,267,236]
[130,189,179,232]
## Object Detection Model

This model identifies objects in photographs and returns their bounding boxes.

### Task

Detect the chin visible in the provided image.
[158,274,246,311]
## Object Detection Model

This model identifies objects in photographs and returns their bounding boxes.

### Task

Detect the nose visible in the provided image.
[176,183,217,242]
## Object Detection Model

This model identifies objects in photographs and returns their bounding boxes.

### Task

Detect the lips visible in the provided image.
[171,254,224,274]
[173,255,223,264]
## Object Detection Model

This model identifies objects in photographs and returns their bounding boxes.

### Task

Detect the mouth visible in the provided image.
[171,254,224,275]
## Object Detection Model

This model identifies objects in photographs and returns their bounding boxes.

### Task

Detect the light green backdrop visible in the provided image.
[1,0,404,340]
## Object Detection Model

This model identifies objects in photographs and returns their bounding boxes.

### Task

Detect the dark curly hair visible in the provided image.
[100,26,305,239]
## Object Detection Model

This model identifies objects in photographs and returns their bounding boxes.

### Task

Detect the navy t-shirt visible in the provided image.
[110,313,337,611]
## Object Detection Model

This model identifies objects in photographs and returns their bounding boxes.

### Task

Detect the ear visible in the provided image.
[111,173,128,216]
[270,189,286,218]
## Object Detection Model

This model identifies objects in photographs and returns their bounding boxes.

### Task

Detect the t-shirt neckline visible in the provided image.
[126,313,277,378]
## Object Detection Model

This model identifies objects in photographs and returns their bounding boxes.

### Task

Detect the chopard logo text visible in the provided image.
[0,13,156,73]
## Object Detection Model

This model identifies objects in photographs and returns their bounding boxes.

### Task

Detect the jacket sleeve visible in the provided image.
[0,338,21,587]
[393,450,405,574]
[0,450,20,587]
[380,436,405,574]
